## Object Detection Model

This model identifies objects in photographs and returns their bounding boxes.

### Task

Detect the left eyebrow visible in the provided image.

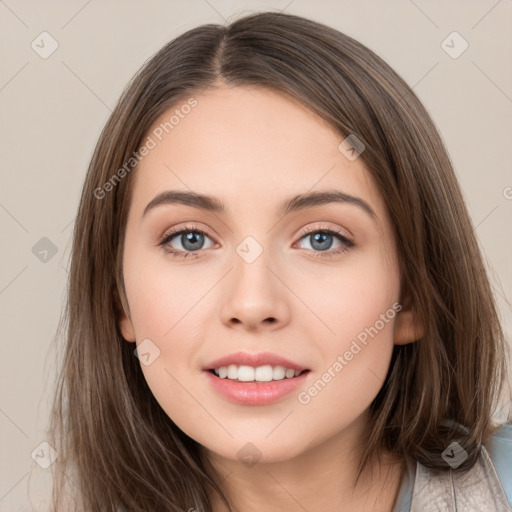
[277,190,376,220]
[142,189,376,220]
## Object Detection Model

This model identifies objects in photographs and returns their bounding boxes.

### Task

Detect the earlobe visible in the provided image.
[394,308,424,345]
[119,313,136,342]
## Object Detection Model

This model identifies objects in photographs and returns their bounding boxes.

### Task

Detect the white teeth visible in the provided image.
[227,364,238,380]
[285,368,295,379]
[255,365,273,382]
[213,364,304,382]
[272,365,286,380]
[237,365,255,382]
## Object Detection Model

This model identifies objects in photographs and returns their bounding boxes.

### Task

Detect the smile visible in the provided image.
[212,364,305,382]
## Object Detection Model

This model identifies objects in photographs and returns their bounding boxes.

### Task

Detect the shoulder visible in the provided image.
[396,423,512,512]
[488,422,512,508]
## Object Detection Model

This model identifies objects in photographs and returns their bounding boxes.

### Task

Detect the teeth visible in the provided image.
[227,364,238,380]
[213,364,304,382]
[273,365,286,380]
[238,365,255,382]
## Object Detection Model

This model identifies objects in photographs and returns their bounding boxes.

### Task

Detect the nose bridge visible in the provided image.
[220,234,290,330]
[232,234,276,302]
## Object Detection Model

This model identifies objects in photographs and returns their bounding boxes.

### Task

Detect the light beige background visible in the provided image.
[1,0,511,509]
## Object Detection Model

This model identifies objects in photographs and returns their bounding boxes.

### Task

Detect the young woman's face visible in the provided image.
[119,85,419,465]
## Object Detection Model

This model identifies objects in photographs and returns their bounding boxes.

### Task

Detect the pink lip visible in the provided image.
[204,370,310,406]
[203,351,308,372]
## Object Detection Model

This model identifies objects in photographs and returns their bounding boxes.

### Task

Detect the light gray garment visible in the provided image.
[394,424,512,511]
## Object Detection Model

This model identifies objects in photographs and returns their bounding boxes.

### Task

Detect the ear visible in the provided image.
[394,297,424,345]
[119,312,136,342]
[114,284,136,342]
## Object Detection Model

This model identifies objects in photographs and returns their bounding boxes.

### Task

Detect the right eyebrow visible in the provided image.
[143,190,225,217]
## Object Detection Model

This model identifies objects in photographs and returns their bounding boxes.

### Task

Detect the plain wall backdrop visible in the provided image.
[1,0,511,509]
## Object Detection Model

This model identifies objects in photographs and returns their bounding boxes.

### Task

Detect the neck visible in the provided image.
[203,415,405,512]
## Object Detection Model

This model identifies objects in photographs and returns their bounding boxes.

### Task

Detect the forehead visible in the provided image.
[129,85,386,222]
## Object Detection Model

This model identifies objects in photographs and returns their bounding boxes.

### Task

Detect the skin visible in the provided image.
[119,84,423,511]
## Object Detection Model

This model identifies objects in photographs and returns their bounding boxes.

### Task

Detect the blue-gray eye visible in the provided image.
[181,231,205,251]
[299,230,351,252]
[310,232,333,251]
[162,229,214,253]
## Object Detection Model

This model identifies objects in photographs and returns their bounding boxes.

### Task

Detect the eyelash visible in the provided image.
[158,224,355,260]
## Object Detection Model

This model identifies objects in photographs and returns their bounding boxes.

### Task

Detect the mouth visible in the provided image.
[203,364,311,405]
[202,351,311,405]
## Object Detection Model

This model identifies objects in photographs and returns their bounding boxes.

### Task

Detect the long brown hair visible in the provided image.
[48,11,509,511]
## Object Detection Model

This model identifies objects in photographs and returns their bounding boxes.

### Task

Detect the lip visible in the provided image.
[203,351,308,372]
[204,369,310,406]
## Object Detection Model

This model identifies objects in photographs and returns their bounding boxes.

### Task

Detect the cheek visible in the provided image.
[123,243,214,373]
[296,250,399,399]
[123,244,210,340]
[301,249,399,344]
[123,251,214,432]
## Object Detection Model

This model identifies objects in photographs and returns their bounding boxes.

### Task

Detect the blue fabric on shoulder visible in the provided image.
[489,422,512,507]
[393,457,415,512]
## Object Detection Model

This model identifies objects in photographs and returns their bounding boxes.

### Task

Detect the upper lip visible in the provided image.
[204,351,309,371]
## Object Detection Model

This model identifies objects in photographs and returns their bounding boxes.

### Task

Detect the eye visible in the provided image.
[296,227,354,258]
[158,224,354,260]
[158,224,215,259]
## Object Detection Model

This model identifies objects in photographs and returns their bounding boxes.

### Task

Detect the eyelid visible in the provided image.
[296,222,352,242]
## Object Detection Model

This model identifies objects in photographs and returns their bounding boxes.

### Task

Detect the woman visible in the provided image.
[48,11,512,511]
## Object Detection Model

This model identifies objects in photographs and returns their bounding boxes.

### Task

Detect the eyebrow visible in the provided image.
[143,189,376,220]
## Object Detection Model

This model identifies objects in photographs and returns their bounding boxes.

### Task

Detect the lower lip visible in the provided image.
[204,370,309,405]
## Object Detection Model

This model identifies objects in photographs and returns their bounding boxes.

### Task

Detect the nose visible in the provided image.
[219,247,291,332]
